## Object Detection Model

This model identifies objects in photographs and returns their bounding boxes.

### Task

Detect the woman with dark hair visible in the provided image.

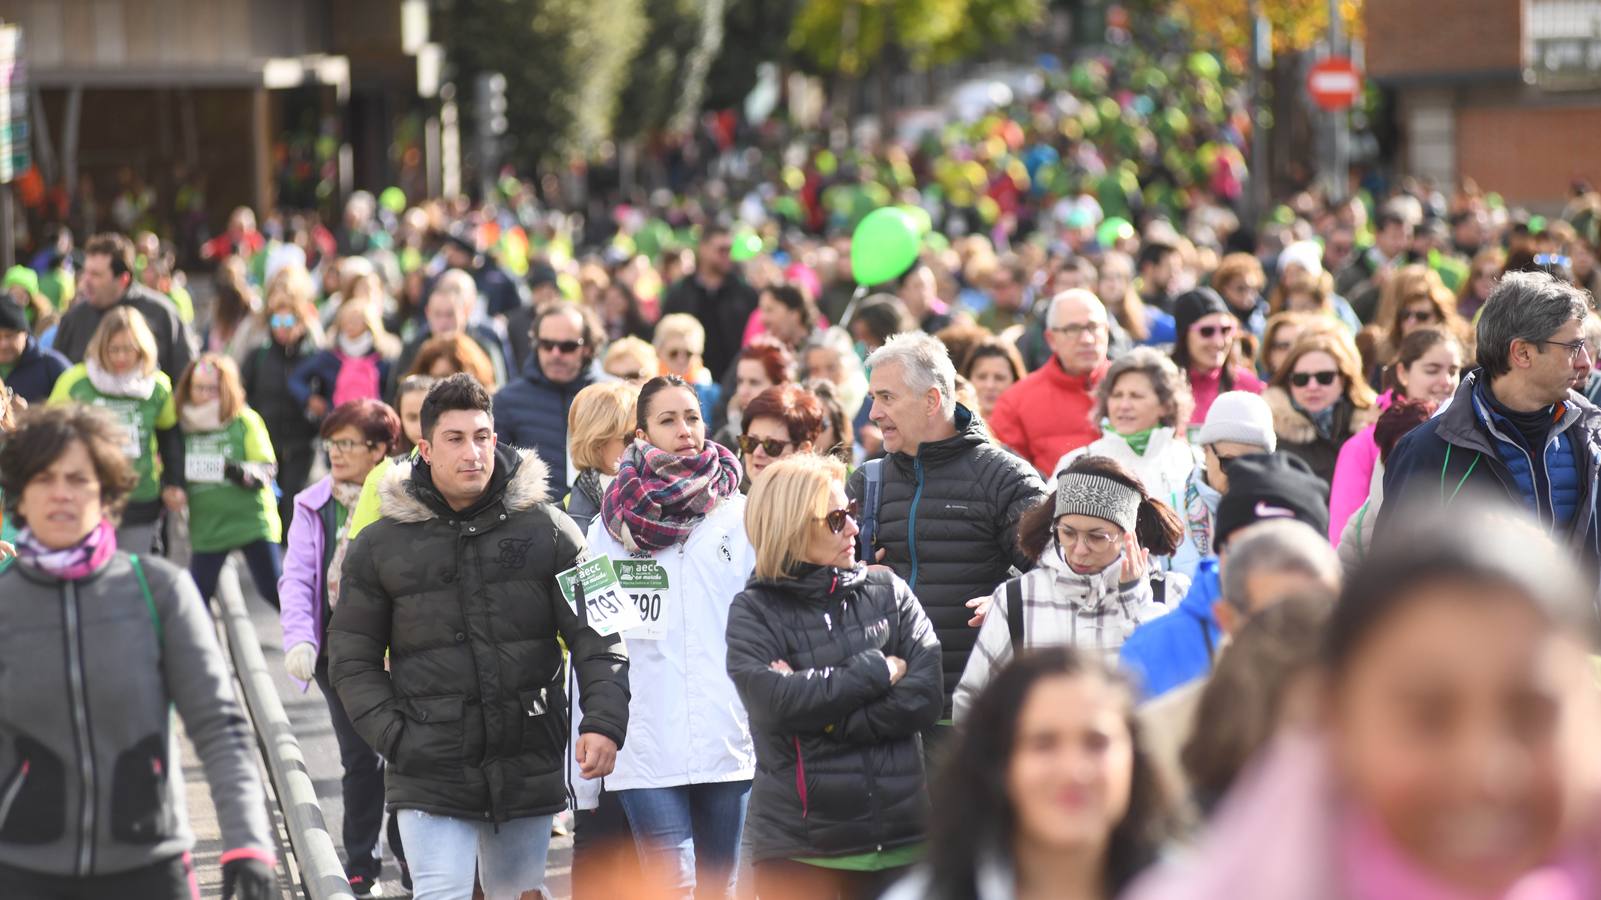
[278,397,400,895]
[1171,288,1264,423]
[758,283,821,352]
[0,404,277,898]
[1264,329,1380,485]
[1356,264,1469,384]
[587,375,756,898]
[713,335,796,449]
[889,648,1175,900]
[805,378,857,464]
[952,455,1188,722]
[206,255,268,366]
[849,294,914,355]
[960,337,1027,422]
[599,281,654,343]
[1128,505,1601,900]
[243,263,326,537]
[738,383,825,485]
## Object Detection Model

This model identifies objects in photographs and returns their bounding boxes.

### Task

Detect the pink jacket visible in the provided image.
[277,475,334,691]
[1329,391,1394,544]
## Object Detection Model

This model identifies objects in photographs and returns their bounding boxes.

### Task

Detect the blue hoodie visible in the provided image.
[1119,558,1222,700]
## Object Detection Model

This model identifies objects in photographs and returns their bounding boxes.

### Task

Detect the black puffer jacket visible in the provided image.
[727,565,942,862]
[847,406,1047,713]
[329,444,630,823]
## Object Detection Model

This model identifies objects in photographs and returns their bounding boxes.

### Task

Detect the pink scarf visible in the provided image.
[15,519,118,580]
[332,352,381,407]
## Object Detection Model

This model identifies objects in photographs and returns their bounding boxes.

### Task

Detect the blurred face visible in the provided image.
[1186,312,1238,373]
[1376,221,1412,258]
[598,433,628,476]
[802,480,860,569]
[991,271,1025,311]
[1399,343,1463,405]
[426,291,466,337]
[1471,263,1500,300]
[759,293,804,344]
[1056,513,1125,575]
[805,346,844,385]
[1219,275,1263,313]
[1047,295,1110,376]
[660,340,698,377]
[104,331,143,376]
[1281,262,1315,293]
[869,361,937,456]
[1266,324,1303,377]
[1289,350,1344,414]
[1142,253,1174,292]
[0,328,25,365]
[700,235,733,278]
[1098,261,1132,304]
[968,356,1017,417]
[418,409,496,507]
[742,415,806,481]
[1106,371,1164,436]
[604,354,650,386]
[337,304,369,341]
[1400,300,1442,338]
[1325,230,1356,273]
[186,366,221,408]
[1007,674,1135,854]
[398,391,426,447]
[427,356,458,378]
[325,425,386,486]
[81,253,127,309]
[1329,582,1600,894]
[899,266,937,317]
[535,309,587,385]
[268,298,304,347]
[638,385,705,457]
[735,359,775,409]
[17,440,103,550]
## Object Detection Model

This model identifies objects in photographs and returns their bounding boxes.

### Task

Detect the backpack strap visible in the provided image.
[129,553,163,652]
[1005,577,1025,649]
[858,459,885,562]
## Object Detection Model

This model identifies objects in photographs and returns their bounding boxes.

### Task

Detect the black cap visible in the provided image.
[1173,287,1231,339]
[1214,452,1330,549]
[0,296,28,333]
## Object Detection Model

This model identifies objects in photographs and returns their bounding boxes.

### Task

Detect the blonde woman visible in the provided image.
[653,312,722,415]
[49,306,179,553]
[1264,330,1380,485]
[565,381,640,532]
[603,335,659,386]
[290,298,397,419]
[726,454,941,900]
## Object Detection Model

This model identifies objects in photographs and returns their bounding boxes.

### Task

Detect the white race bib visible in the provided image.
[615,559,672,641]
[557,555,646,638]
[185,454,226,484]
[98,400,144,459]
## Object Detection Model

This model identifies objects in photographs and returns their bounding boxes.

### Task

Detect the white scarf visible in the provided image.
[338,332,375,357]
[85,358,156,400]
[181,399,223,432]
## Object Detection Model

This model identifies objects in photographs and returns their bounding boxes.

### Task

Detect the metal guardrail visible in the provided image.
[216,564,357,900]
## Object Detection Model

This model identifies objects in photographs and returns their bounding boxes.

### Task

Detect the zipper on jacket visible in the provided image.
[63,581,97,876]
[907,458,926,589]
[0,759,29,825]
[792,737,808,818]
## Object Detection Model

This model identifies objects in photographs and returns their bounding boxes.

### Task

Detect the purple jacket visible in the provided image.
[278,475,334,691]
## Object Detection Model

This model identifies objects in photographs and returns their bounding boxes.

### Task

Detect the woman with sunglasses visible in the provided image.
[243,263,325,537]
[586,375,756,899]
[727,453,942,900]
[953,455,1186,723]
[278,398,400,895]
[1264,330,1379,485]
[1358,264,1468,386]
[168,353,283,609]
[1171,288,1263,424]
[739,383,825,488]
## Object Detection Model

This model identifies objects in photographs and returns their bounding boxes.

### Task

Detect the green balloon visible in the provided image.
[1097,217,1135,247]
[851,207,921,287]
[380,186,407,214]
[731,233,764,262]
[898,204,933,235]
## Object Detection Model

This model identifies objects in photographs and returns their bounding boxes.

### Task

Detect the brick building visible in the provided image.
[1367,0,1601,210]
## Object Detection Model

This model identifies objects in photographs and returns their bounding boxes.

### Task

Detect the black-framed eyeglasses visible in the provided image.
[820,500,860,534]
[1538,337,1593,361]
[326,438,378,454]
[1049,322,1106,339]
[1206,444,1245,464]
[1290,370,1340,387]
[738,434,792,457]
[538,338,585,355]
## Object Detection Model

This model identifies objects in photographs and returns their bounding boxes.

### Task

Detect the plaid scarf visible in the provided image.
[601,439,742,553]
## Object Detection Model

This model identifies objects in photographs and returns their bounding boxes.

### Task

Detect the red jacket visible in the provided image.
[988,358,1108,474]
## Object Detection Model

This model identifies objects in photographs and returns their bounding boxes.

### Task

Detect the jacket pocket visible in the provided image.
[0,735,67,844]
[394,695,466,778]
[110,733,176,844]
[519,687,567,767]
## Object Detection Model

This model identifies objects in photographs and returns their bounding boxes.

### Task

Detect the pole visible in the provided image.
[1327,0,1349,200]
[1247,0,1271,226]
[0,183,13,271]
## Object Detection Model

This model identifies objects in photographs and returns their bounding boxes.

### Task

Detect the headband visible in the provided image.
[1055,473,1141,535]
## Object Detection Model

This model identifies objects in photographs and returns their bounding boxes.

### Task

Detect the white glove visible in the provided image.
[284,642,317,682]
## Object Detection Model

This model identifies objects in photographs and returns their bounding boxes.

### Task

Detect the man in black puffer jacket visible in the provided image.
[330,375,629,898]
[848,333,1048,718]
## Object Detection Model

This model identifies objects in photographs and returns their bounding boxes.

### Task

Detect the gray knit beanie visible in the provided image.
[1054,473,1141,534]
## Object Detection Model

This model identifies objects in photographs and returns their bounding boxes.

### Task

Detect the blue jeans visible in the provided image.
[617,781,752,900]
[189,540,282,609]
[395,809,553,900]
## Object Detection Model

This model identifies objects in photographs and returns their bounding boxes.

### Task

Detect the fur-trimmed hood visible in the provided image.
[1263,386,1380,445]
[378,444,552,524]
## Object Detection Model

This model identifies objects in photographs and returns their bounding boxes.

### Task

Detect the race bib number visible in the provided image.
[615,559,671,641]
[185,454,226,484]
[98,400,143,459]
[556,556,646,638]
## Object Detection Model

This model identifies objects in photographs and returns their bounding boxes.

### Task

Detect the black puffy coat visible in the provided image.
[847,406,1047,713]
[329,445,630,823]
[727,565,942,862]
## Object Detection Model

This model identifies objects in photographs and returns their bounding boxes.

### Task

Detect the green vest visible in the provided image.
[50,366,176,503]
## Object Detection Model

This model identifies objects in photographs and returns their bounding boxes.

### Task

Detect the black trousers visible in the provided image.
[0,853,197,900]
[315,660,386,881]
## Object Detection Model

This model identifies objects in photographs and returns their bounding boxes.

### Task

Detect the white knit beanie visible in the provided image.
[1196,391,1277,452]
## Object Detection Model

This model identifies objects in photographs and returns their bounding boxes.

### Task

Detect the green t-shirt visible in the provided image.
[183,408,282,552]
[50,365,176,503]
[792,843,923,872]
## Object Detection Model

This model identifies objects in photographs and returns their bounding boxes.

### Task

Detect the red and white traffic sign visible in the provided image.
[1308,56,1362,111]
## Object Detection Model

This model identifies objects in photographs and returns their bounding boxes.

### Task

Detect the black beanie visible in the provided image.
[0,296,27,333]
[1173,287,1231,340]
[1214,452,1330,549]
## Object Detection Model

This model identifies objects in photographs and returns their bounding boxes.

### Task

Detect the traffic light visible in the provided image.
[477,71,508,138]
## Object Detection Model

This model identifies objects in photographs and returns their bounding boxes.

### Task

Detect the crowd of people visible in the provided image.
[6,89,1601,900]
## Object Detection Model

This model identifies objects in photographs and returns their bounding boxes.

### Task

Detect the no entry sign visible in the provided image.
[1308,56,1362,111]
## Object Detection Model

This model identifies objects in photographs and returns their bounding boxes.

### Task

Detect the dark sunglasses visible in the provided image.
[1195,323,1236,339]
[821,500,861,534]
[738,434,792,457]
[538,338,585,354]
[1401,309,1438,324]
[1290,370,1339,387]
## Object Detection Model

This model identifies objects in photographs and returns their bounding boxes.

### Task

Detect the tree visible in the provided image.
[437,0,644,171]
[703,0,803,111]
[614,0,728,139]
[1170,0,1363,54]
[788,0,1045,76]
